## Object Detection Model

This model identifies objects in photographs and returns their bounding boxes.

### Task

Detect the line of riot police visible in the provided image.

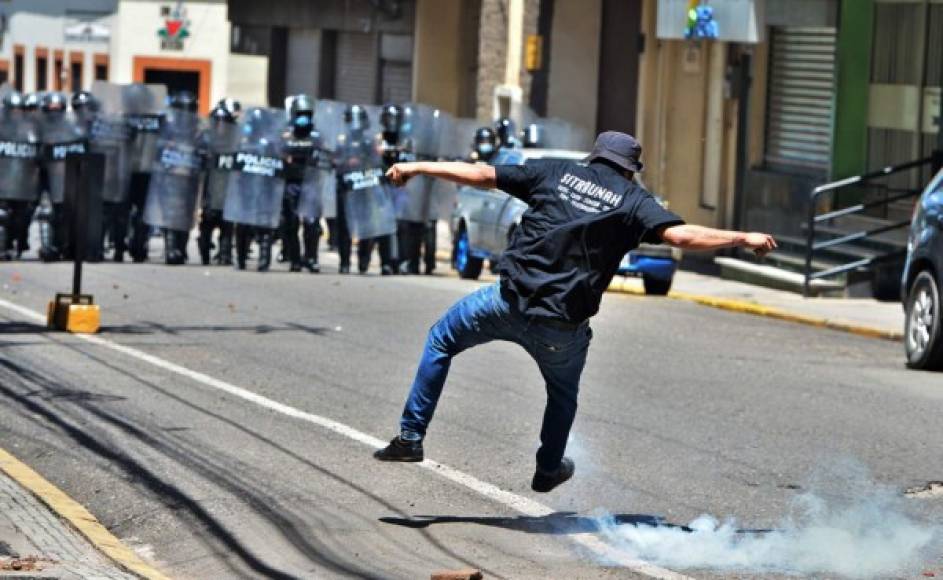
[0,80,566,274]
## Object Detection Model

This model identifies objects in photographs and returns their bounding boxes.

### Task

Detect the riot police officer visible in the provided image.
[495,117,520,150]
[198,99,241,266]
[471,127,498,163]
[335,105,396,274]
[143,91,203,265]
[368,103,409,275]
[223,107,287,272]
[0,91,41,260]
[281,94,322,273]
[124,83,165,262]
[36,92,87,262]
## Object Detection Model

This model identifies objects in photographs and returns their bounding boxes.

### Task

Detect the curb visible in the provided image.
[0,446,170,580]
[606,278,904,342]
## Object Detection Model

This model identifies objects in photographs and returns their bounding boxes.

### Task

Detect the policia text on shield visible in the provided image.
[375,131,777,493]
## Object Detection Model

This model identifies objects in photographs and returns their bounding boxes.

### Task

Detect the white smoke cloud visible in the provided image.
[592,471,941,578]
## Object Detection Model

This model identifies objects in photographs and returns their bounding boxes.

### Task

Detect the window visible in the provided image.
[13,45,24,92]
[70,53,84,92]
[94,54,108,81]
[35,48,48,91]
[54,51,64,91]
[764,26,837,175]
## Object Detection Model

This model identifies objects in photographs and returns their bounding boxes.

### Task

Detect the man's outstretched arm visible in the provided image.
[660,224,777,257]
[387,162,496,189]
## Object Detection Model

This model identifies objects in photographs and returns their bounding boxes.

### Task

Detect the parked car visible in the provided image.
[901,167,943,370]
[450,148,681,295]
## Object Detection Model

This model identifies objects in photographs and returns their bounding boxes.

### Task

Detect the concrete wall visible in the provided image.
[413,0,464,114]
[111,0,231,110]
[226,53,267,107]
[2,0,117,92]
[476,0,539,122]
[545,0,601,138]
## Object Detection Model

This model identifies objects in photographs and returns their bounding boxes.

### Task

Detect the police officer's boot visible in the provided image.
[283,214,302,272]
[235,226,250,270]
[37,201,60,262]
[302,220,320,273]
[198,219,213,266]
[257,230,273,272]
[0,204,10,261]
[164,230,185,265]
[357,238,374,274]
[218,223,233,266]
[423,220,437,275]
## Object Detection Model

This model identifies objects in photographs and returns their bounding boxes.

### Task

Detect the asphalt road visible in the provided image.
[0,252,941,579]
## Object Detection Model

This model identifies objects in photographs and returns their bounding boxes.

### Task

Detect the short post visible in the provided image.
[47,152,104,333]
[804,189,817,298]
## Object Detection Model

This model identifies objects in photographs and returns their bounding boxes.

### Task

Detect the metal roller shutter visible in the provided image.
[764,26,837,175]
[335,31,377,104]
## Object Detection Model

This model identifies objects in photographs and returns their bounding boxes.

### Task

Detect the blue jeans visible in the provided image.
[400,282,592,471]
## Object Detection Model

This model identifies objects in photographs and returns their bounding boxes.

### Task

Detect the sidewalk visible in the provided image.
[608,269,904,340]
[0,447,165,580]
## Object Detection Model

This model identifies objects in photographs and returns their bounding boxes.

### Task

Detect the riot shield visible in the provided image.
[202,120,241,211]
[123,83,167,173]
[222,107,286,229]
[143,108,203,232]
[89,82,131,204]
[337,138,396,239]
[0,111,41,202]
[424,113,476,221]
[391,105,451,222]
[296,133,328,221]
[314,100,345,220]
[41,113,88,204]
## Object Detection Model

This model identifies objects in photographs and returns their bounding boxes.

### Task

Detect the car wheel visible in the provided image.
[643,274,672,296]
[905,270,943,370]
[453,228,483,280]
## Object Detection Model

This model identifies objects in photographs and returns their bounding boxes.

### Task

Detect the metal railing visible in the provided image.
[803,156,935,297]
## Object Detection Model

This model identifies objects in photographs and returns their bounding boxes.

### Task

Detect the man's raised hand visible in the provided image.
[386,163,414,187]
[742,232,778,257]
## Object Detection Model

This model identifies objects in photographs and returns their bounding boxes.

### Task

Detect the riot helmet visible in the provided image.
[343,104,370,135]
[40,92,69,114]
[2,91,26,110]
[217,97,241,116]
[287,94,315,134]
[71,91,100,113]
[23,93,41,112]
[169,91,198,112]
[473,127,497,161]
[495,117,516,148]
[521,123,544,149]
[379,104,403,138]
[210,102,237,124]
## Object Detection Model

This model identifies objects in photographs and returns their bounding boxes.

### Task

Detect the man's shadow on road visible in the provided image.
[381,512,774,535]
[380,512,687,534]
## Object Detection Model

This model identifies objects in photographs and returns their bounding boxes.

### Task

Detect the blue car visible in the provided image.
[902,168,943,370]
[450,148,680,294]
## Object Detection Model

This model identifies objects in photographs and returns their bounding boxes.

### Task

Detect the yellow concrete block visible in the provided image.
[65,304,100,334]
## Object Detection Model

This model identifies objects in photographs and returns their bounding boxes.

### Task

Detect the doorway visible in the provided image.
[132,56,212,115]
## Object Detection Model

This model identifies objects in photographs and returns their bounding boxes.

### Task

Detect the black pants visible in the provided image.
[128,172,151,262]
[423,220,438,274]
[396,220,425,274]
[198,209,233,265]
[281,182,302,267]
[102,200,130,262]
[335,190,352,269]
[357,234,395,274]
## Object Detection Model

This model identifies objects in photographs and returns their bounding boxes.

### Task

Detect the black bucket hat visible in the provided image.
[585,131,644,172]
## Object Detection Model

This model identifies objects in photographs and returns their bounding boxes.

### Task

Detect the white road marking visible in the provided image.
[0,297,691,580]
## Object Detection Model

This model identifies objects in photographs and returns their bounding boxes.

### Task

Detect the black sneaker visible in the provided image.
[374,437,423,462]
[531,457,575,492]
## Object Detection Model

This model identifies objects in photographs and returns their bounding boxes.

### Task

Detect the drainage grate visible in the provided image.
[905,482,943,498]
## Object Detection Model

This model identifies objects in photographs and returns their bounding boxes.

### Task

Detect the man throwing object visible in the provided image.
[375,132,776,492]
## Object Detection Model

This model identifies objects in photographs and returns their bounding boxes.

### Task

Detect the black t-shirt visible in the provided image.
[494,159,684,323]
